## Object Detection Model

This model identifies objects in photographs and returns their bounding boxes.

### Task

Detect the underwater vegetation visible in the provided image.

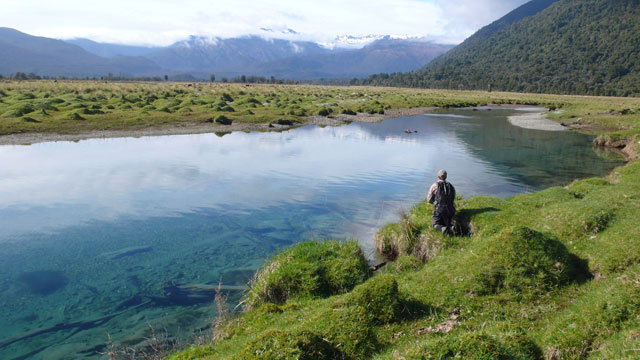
[17,270,68,295]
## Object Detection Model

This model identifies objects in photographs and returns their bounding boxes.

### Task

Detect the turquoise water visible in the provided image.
[0,108,623,359]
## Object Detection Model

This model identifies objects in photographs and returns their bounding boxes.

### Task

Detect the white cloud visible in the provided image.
[0,0,531,46]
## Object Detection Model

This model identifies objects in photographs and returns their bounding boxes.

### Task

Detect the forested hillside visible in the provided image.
[359,0,640,97]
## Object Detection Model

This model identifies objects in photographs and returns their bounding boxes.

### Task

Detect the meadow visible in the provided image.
[1,80,640,140]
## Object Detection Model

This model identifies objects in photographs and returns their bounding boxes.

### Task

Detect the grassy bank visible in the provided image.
[156,86,640,359]
[1,81,640,140]
[165,142,640,359]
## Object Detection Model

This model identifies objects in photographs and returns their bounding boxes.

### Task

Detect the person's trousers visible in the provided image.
[433,209,453,233]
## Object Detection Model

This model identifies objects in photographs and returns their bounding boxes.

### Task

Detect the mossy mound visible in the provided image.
[237,329,341,360]
[338,274,400,324]
[472,227,585,295]
[2,103,35,117]
[243,240,370,309]
[402,332,540,360]
[304,305,378,359]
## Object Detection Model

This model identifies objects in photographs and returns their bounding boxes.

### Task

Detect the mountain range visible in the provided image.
[0,28,453,80]
[359,0,640,96]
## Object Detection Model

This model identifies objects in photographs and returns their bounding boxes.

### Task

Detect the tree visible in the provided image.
[164,74,168,81]
[210,74,215,83]
[12,72,27,80]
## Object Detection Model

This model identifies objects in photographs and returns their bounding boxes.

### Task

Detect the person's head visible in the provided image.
[437,169,447,181]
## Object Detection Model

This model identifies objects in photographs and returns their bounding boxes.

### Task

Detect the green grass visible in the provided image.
[2,81,640,141]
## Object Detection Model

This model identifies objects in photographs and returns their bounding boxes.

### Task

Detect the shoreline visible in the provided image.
[0,107,435,146]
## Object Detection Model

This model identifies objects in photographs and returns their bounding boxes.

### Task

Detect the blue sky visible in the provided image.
[0,0,530,46]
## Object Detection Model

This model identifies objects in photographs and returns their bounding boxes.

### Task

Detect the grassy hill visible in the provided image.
[360,0,640,97]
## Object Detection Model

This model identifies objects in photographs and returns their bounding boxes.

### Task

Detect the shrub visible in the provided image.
[317,108,332,116]
[215,115,233,125]
[221,93,234,102]
[276,119,295,126]
[338,274,400,324]
[342,109,357,115]
[242,240,370,310]
[306,305,378,359]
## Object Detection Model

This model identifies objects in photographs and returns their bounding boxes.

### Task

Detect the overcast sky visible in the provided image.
[0,0,530,46]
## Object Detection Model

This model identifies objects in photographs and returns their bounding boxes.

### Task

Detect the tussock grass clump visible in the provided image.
[242,240,370,310]
[375,208,451,263]
[237,329,341,360]
[388,255,423,273]
[303,305,379,359]
[402,331,541,360]
[337,274,400,324]
[472,227,587,295]
[2,103,35,117]
[68,112,85,120]
[582,209,615,234]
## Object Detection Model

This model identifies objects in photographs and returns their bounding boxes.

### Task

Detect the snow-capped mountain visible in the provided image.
[144,35,332,72]
[321,34,429,49]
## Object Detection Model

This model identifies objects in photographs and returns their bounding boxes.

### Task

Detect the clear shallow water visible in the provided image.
[0,108,623,359]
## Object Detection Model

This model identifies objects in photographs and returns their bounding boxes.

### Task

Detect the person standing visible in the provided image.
[427,170,456,234]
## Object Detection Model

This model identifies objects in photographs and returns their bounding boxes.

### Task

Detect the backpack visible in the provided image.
[434,181,455,216]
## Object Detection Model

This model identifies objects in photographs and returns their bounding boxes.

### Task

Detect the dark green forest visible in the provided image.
[358,0,640,97]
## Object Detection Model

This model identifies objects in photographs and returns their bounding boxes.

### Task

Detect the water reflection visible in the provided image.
[0,109,623,359]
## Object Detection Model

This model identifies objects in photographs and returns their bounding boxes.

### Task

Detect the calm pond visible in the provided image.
[0,107,624,359]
